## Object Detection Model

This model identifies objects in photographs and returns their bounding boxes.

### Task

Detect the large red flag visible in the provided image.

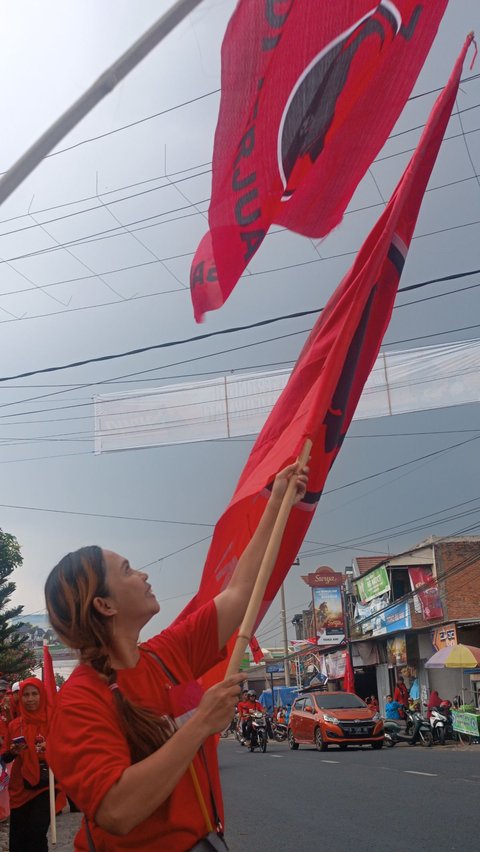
[190,0,449,321]
[181,37,471,678]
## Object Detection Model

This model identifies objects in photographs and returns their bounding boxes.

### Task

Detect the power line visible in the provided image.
[0,502,214,527]
[0,172,477,308]
[1,262,479,382]
[1,124,479,271]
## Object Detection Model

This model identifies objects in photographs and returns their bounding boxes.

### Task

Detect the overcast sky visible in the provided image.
[0,0,479,649]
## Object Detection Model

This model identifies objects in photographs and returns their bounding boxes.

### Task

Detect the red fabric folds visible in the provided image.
[182,36,471,682]
[190,0,449,321]
[42,642,56,712]
[343,653,356,694]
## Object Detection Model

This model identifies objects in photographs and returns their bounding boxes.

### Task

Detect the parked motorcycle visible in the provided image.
[247,711,268,752]
[266,714,288,742]
[429,706,448,744]
[384,709,433,747]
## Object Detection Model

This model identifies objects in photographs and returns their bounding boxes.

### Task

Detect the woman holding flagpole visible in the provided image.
[44,462,307,851]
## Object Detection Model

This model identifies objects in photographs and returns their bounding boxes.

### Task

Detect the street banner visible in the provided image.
[355,566,390,604]
[371,601,411,636]
[386,634,407,667]
[408,566,443,620]
[432,623,457,651]
[178,37,471,683]
[190,0,448,321]
[313,586,345,646]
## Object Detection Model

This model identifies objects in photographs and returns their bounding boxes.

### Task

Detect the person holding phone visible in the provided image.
[2,678,52,852]
[45,463,308,851]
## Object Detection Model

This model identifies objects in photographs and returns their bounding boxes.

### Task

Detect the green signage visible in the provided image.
[452,711,480,736]
[355,566,390,603]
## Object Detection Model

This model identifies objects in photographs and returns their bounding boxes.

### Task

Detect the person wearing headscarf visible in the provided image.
[2,677,52,852]
[427,689,443,718]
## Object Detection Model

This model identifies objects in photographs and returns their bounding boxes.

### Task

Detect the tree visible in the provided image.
[0,529,36,679]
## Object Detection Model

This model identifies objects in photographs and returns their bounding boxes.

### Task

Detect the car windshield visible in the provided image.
[313,693,367,710]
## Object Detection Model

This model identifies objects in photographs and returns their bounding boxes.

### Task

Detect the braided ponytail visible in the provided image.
[45,546,175,763]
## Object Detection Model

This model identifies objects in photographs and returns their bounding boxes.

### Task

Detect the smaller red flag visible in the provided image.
[42,641,56,711]
[343,652,355,694]
[249,635,264,664]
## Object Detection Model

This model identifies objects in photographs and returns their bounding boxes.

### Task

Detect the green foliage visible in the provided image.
[0,529,35,679]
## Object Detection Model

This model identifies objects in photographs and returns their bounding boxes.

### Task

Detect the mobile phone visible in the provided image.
[11,736,26,746]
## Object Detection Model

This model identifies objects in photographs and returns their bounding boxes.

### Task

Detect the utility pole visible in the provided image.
[280,583,291,686]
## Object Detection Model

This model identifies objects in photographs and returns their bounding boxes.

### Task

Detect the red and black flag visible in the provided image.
[190,0,448,321]
[181,36,471,680]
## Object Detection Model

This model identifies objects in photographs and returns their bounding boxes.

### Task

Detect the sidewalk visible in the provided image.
[48,811,83,850]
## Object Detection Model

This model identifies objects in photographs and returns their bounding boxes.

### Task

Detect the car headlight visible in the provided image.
[323,714,339,725]
[372,713,380,721]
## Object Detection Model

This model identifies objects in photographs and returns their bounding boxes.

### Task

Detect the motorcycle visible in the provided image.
[429,700,453,744]
[266,714,288,742]
[247,711,268,752]
[384,708,433,747]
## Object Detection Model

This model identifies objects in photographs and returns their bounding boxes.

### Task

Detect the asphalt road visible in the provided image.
[220,738,480,852]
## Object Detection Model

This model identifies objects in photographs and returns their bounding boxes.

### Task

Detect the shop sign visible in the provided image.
[432,623,457,651]
[355,566,390,604]
[305,570,343,587]
[386,634,407,667]
[452,711,480,736]
[313,585,345,645]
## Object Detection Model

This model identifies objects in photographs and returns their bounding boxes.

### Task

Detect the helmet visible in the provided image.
[247,690,256,699]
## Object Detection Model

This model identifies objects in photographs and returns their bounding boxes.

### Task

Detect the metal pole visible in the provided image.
[0,0,204,206]
[270,669,275,714]
[280,583,291,686]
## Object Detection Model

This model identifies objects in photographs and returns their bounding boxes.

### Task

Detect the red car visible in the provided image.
[288,691,384,751]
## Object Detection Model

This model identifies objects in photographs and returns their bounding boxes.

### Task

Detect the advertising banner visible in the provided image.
[452,711,480,736]
[386,634,407,668]
[408,566,443,620]
[355,566,390,604]
[432,623,457,651]
[325,650,347,680]
[371,601,411,636]
[354,593,390,635]
[313,586,345,646]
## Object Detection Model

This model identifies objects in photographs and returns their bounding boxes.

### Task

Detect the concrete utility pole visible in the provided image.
[0,0,204,206]
[280,583,291,686]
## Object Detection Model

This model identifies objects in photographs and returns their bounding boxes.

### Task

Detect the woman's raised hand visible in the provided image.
[196,673,244,736]
[271,461,309,506]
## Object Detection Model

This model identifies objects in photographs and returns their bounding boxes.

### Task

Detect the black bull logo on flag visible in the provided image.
[279,1,423,200]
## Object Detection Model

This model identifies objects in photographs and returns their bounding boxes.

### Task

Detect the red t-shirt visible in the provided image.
[5,717,48,809]
[48,601,226,851]
[237,700,264,718]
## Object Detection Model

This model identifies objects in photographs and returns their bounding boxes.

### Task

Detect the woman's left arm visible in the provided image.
[215,462,308,650]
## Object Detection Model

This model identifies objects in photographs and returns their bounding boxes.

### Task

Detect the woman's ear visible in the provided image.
[92,596,117,618]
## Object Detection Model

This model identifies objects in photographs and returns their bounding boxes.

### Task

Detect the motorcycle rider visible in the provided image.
[238,690,265,743]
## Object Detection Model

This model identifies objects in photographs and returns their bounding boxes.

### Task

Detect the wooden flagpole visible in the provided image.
[48,768,57,845]
[226,439,312,677]
[0,0,204,206]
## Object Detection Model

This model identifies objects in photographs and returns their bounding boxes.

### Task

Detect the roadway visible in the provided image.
[220,738,480,852]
